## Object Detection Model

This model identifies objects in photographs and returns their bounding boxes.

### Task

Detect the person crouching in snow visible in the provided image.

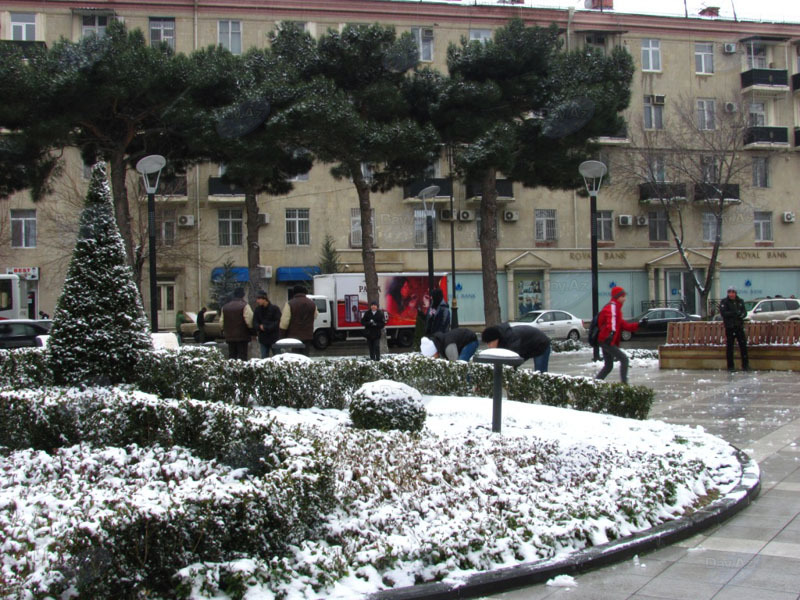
[420,327,479,362]
[595,286,639,384]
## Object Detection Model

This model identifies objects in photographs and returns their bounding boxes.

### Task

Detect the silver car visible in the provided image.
[509,310,586,341]
[746,298,800,322]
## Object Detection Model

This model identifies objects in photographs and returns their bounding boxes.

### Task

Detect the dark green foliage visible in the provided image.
[319,233,341,273]
[209,260,241,310]
[46,163,152,386]
[349,381,427,432]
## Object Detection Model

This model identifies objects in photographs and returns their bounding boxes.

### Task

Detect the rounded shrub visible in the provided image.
[349,380,426,433]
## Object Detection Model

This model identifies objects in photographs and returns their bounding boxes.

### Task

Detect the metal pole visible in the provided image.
[590,191,599,361]
[426,212,435,296]
[492,363,503,433]
[448,148,458,328]
[148,191,159,332]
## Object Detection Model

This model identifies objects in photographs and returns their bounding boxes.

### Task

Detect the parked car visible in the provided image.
[509,309,586,341]
[621,308,701,341]
[0,319,53,349]
[746,298,800,322]
[179,310,223,342]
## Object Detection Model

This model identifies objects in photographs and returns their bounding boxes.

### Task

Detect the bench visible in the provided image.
[659,321,800,371]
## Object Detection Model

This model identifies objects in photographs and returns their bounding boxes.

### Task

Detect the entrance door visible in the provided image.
[157,282,176,330]
[666,270,700,314]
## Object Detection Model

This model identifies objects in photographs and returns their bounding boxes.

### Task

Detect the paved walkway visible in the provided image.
[488,352,800,600]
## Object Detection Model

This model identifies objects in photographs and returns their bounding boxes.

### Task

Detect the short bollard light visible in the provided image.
[473,348,524,433]
[272,338,306,354]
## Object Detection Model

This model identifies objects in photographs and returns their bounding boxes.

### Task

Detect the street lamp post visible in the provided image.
[447,146,458,328]
[136,154,166,333]
[579,160,607,362]
[418,185,440,297]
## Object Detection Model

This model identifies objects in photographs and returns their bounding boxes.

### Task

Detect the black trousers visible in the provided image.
[725,326,749,369]
[596,343,630,384]
[227,340,250,360]
[367,337,381,361]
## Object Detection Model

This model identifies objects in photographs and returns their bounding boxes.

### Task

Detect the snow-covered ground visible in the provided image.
[1,374,742,599]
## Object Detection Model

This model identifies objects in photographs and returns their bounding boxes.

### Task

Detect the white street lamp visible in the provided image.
[136,154,166,333]
[579,160,607,361]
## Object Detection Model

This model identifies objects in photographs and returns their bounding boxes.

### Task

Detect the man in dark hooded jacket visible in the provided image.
[481,322,551,372]
[425,287,450,336]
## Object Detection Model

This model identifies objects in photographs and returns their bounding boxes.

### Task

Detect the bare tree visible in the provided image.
[618,92,753,316]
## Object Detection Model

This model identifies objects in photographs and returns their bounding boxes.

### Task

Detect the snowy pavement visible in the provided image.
[487,351,800,600]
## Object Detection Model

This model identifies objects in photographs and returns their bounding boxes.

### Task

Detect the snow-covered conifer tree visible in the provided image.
[47,162,152,385]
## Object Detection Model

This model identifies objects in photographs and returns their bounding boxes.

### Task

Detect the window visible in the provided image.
[218,20,242,55]
[702,212,720,242]
[746,43,767,69]
[534,209,557,242]
[474,212,497,244]
[695,42,714,74]
[697,98,716,130]
[11,13,36,41]
[218,209,243,246]
[641,39,661,71]
[748,102,766,127]
[701,156,719,183]
[752,157,769,188]
[754,211,772,241]
[11,209,36,248]
[286,208,310,246]
[158,208,176,246]
[597,210,613,241]
[82,14,109,38]
[411,27,434,62]
[350,207,374,248]
[643,96,664,130]
[649,155,667,182]
[150,18,175,50]
[469,29,492,43]
[648,210,668,241]
[414,208,437,247]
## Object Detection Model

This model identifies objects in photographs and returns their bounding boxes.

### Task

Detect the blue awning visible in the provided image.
[275,266,321,282]
[210,266,250,282]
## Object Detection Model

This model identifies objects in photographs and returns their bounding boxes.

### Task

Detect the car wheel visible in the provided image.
[193,330,201,342]
[567,329,580,342]
[313,329,331,350]
[621,330,632,342]
[396,329,414,347]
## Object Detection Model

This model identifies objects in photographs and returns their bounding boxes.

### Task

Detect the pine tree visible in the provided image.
[47,163,152,385]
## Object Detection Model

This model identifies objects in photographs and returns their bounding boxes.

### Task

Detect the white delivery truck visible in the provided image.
[310,272,448,350]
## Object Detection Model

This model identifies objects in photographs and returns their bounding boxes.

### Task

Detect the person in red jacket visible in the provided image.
[595,286,639,384]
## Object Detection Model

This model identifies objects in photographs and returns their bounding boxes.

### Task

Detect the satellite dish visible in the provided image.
[542,97,595,139]
[216,99,271,139]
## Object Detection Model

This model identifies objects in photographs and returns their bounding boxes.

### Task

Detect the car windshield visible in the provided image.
[519,311,543,322]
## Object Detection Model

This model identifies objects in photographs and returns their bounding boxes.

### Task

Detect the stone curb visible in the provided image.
[368,446,760,600]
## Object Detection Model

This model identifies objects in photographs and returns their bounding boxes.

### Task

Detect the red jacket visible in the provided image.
[597,299,638,346]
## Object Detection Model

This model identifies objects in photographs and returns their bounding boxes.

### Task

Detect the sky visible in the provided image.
[491,0,800,23]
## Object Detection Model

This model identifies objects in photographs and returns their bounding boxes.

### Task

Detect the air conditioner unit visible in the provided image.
[782,211,796,223]
[724,102,738,113]
[177,214,195,227]
[459,210,476,221]
[723,42,737,54]
[422,28,434,38]
[618,215,633,226]
[257,212,270,226]
[439,208,456,221]
[636,215,649,226]
[258,265,273,279]
[503,210,519,222]
[652,95,666,106]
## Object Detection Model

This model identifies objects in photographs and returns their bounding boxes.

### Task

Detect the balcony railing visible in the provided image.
[158,175,188,196]
[0,40,47,57]
[740,68,789,90]
[638,182,687,203]
[465,178,514,200]
[693,183,740,202]
[208,176,246,196]
[793,72,800,92]
[744,126,789,146]
[402,178,453,200]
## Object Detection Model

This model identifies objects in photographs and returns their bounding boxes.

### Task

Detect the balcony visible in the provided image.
[402,178,453,202]
[693,183,740,203]
[208,176,246,200]
[744,126,789,148]
[793,72,800,93]
[638,182,687,203]
[158,175,188,198]
[590,124,630,146]
[0,40,47,57]
[740,68,790,94]
[465,178,514,202]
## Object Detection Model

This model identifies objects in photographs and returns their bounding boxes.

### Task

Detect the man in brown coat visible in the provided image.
[279,284,318,354]
[219,287,254,360]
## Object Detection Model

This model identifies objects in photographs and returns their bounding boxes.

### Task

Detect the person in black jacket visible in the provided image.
[719,286,750,371]
[252,292,282,358]
[481,322,552,372]
[361,300,386,361]
[425,287,451,336]
[420,327,479,362]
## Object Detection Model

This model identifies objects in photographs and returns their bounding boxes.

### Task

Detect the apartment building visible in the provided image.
[2,0,799,326]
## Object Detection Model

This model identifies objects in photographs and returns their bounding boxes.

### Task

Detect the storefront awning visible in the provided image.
[210,266,249,282]
[275,266,321,282]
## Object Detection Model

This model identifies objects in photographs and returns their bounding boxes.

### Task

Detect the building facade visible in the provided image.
[2,0,799,326]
